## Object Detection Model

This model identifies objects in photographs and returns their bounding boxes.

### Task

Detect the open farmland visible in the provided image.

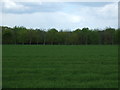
[2,45,118,88]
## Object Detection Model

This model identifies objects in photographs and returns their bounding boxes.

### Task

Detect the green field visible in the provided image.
[2,45,118,88]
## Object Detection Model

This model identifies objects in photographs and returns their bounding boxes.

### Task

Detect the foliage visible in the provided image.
[1,26,119,45]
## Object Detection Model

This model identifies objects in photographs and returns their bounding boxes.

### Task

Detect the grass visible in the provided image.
[2,45,118,88]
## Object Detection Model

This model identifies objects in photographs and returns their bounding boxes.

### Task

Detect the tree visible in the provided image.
[1,26,118,45]
[2,27,13,44]
[46,28,58,45]
[81,27,89,45]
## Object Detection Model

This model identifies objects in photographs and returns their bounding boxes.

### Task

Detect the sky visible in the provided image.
[0,0,118,30]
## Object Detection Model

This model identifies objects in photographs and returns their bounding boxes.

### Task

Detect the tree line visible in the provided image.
[1,26,119,45]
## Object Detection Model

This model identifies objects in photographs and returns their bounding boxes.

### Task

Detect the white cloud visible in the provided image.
[1,12,84,30]
[77,2,118,19]
[70,16,82,23]
[3,0,29,11]
[1,0,119,2]
[75,2,118,28]
[0,13,2,26]
[54,12,84,23]
[98,2,118,17]
[1,2,118,30]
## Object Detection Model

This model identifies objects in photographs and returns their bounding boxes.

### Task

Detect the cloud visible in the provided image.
[74,2,118,23]
[2,1,117,16]
[85,2,118,28]
[4,0,24,9]
[2,0,30,13]
[2,0,65,14]
[70,16,82,23]
[97,2,118,18]
[1,2,118,30]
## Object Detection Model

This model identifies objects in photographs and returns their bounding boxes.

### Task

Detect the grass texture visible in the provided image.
[2,45,118,88]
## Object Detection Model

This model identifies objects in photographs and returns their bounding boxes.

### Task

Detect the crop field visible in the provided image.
[2,45,118,88]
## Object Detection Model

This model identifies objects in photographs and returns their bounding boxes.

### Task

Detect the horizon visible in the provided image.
[1,25,118,31]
